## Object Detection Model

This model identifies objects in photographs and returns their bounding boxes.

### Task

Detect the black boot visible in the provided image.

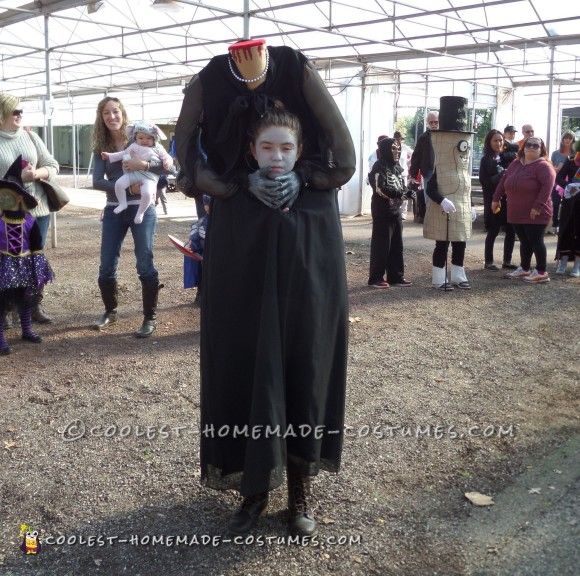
[95,279,118,330]
[287,466,317,538]
[135,278,162,338]
[226,492,269,536]
[31,289,52,324]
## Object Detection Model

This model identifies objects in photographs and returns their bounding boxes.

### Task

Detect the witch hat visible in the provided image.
[0,156,38,210]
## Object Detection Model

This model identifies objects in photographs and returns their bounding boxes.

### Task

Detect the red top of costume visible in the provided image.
[228,39,266,52]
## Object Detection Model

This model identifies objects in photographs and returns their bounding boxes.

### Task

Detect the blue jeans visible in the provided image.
[36,214,50,249]
[99,204,158,282]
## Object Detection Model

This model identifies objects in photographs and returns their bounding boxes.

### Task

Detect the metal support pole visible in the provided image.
[71,95,78,189]
[243,0,250,39]
[357,66,367,216]
[546,44,555,152]
[423,70,429,132]
[469,82,476,176]
[44,14,57,249]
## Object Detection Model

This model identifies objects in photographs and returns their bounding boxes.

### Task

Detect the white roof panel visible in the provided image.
[0,0,576,99]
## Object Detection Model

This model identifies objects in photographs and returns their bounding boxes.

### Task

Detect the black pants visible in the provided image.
[485,222,516,264]
[512,223,547,272]
[551,189,561,228]
[368,197,404,284]
[433,241,466,268]
[0,287,33,314]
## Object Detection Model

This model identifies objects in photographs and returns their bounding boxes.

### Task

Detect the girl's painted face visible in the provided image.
[135,132,155,147]
[250,126,301,177]
[490,133,503,154]
[101,101,124,133]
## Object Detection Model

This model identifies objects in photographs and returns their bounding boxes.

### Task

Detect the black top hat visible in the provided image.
[438,96,475,133]
[0,156,38,210]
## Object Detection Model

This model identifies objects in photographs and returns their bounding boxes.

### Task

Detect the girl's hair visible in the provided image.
[559,130,575,154]
[483,129,503,156]
[517,136,548,160]
[249,101,302,145]
[92,96,128,153]
[0,92,20,123]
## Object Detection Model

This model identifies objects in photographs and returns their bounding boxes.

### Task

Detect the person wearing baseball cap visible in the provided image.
[503,125,517,140]
[502,125,519,169]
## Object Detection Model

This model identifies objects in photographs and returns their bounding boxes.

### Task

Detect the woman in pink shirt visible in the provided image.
[492,137,555,283]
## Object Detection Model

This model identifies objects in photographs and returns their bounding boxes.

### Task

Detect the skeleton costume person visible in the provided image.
[175,39,355,538]
[423,96,476,289]
[0,156,54,354]
[368,138,413,287]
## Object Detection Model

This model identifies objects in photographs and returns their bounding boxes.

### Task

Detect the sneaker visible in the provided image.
[555,262,567,275]
[485,263,500,271]
[502,262,518,270]
[522,269,550,284]
[506,266,531,279]
[370,280,390,288]
[391,279,412,287]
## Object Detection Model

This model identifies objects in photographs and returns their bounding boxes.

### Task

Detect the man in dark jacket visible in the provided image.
[409,111,439,219]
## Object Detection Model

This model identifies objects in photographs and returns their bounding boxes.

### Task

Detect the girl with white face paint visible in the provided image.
[250,125,301,178]
[247,104,303,211]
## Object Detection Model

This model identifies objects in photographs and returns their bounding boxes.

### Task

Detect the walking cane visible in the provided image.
[443,212,453,291]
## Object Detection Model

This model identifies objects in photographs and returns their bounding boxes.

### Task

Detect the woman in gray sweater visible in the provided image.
[0,92,59,324]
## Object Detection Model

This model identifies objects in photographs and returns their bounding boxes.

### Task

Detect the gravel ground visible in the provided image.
[0,184,578,576]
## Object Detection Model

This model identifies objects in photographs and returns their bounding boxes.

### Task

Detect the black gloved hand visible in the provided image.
[248,168,301,210]
[405,188,417,201]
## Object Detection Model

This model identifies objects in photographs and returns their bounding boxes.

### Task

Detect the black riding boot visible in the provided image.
[227,492,269,536]
[135,278,161,338]
[31,288,52,324]
[287,465,317,538]
[95,279,118,330]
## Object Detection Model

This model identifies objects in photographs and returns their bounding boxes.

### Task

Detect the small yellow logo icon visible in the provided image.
[19,523,41,555]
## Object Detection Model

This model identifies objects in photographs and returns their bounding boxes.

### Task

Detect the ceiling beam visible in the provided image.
[309,34,580,70]
[512,78,580,87]
[0,0,88,27]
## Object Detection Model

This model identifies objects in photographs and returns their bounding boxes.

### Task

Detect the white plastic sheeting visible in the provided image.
[1,0,579,213]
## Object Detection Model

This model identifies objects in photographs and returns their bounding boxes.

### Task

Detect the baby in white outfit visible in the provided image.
[102,122,173,224]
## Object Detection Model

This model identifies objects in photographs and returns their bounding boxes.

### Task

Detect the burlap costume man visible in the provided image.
[423,96,476,289]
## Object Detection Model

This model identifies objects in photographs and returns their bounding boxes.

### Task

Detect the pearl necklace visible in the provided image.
[228,49,269,83]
